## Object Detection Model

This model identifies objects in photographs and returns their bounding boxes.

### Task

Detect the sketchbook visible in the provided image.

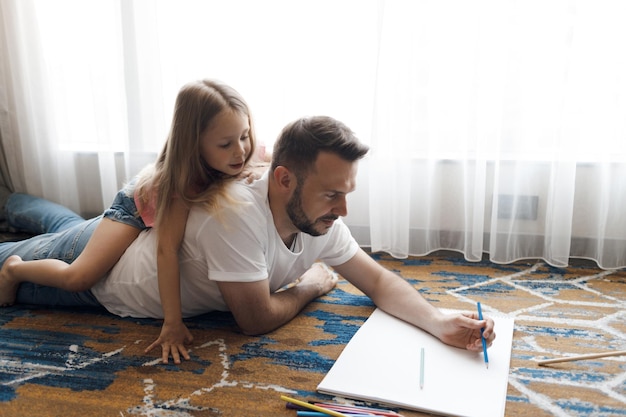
[317,308,515,417]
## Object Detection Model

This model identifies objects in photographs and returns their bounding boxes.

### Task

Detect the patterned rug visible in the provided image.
[0,251,625,417]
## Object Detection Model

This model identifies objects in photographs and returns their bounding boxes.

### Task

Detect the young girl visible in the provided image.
[0,79,257,364]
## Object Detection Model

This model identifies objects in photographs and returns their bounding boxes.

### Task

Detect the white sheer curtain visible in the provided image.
[367,0,626,268]
[0,0,377,214]
[1,0,625,268]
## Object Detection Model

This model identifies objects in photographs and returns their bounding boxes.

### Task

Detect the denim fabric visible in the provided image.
[15,281,102,307]
[102,183,148,230]
[5,193,87,235]
[0,193,103,307]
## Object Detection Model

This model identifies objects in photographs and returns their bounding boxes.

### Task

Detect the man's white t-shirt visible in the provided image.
[91,172,359,318]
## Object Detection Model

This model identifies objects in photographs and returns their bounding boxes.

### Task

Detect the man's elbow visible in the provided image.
[235,318,276,336]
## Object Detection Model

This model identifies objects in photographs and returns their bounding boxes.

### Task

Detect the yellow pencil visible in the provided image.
[538,350,626,366]
[280,395,350,417]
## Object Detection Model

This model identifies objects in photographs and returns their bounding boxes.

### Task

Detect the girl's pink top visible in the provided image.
[134,192,156,228]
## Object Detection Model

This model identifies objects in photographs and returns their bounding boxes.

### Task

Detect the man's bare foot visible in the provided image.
[0,255,22,307]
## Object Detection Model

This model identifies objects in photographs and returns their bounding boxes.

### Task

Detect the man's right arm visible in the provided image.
[333,248,496,351]
[216,263,337,335]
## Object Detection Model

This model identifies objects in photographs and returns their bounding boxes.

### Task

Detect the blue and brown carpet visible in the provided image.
[0,251,625,417]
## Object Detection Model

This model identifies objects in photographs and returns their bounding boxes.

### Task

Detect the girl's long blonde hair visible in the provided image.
[134,79,256,226]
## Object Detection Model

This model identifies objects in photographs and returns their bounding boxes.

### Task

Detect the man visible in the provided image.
[0,116,495,363]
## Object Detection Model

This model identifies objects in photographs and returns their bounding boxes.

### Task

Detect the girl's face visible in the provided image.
[199,108,251,176]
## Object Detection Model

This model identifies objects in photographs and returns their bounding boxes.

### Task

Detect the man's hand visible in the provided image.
[145,320,194,364]
[295,262,339,296]
[435,312,496,351]
[217,262,339,336]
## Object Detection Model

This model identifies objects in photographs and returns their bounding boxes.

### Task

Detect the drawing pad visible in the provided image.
[317,308,515,417]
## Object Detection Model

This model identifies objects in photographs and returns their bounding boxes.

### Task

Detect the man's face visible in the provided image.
[286,152,357,236]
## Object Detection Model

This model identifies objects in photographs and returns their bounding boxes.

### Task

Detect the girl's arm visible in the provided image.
[144,198,193,364]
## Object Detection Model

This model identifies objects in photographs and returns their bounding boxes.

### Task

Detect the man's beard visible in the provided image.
[286,184,337,236]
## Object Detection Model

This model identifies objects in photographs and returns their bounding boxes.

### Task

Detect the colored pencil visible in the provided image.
[538,350,626,366]
[477,302,489,369]
[314,402,404,417]
[420,347,425,389]
[297,412,373,417]
[281,396,349,417]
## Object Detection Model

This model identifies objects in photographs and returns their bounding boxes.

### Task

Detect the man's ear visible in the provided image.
[272,166,295,191]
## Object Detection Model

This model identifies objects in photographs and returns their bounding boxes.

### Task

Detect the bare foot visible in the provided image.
[0,255,23,307]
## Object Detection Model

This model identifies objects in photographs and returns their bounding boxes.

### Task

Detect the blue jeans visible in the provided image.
[0,190,146,308]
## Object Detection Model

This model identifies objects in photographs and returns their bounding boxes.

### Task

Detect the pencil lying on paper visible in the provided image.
[538,350,626,366]
[420,347,425,389]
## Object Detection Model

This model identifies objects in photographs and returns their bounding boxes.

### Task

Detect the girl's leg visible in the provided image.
[1,184,146,307]
[0,218,141,306]
[0,214,98,306]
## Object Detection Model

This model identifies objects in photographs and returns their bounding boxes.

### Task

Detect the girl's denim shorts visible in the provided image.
[102,182,148,230]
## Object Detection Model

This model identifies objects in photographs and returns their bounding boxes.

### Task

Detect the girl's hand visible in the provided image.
[145,320,194,364]
[239,162,270,183]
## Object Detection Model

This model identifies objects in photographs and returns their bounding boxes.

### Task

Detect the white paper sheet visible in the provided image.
[317,308,515,417]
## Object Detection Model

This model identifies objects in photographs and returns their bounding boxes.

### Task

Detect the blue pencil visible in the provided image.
[477,302,489,369]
